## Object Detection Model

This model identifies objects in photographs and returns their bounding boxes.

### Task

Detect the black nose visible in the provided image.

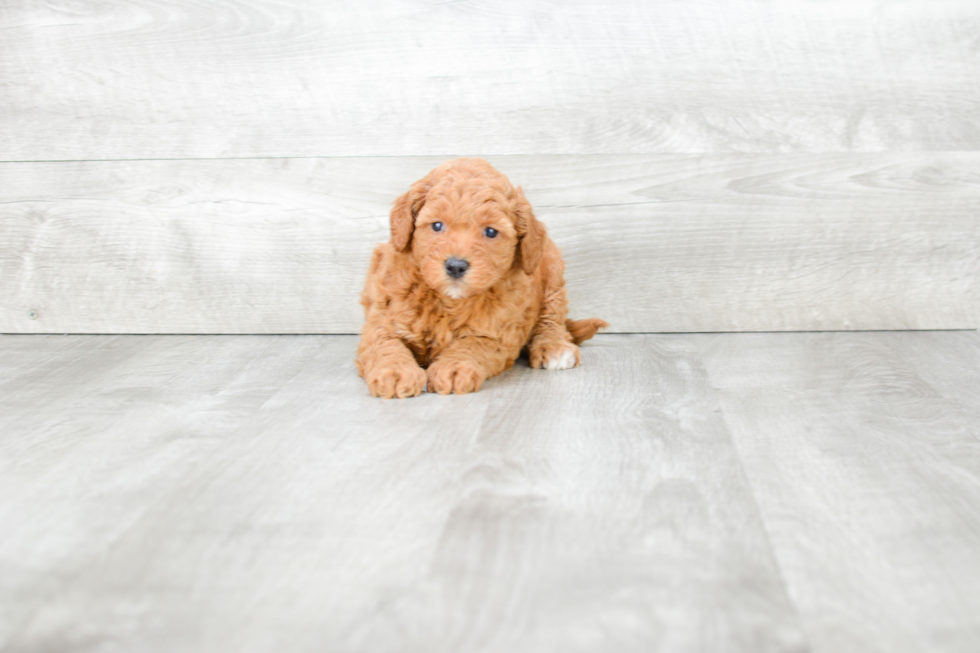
[445,257,469,279]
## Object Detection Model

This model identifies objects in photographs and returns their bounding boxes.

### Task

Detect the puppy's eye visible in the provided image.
[431,222,444,232]
[483,227,498,238]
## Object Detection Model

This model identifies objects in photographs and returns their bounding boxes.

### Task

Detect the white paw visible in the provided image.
[544,347,578,370]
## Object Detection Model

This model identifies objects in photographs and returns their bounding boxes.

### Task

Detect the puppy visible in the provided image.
[356,158,607,398]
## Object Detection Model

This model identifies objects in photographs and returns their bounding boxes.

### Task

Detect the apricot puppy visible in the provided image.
[356,158,607,398]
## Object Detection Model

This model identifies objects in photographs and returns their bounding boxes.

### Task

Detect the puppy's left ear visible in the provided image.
[512,186,546,275]
[390,175,434,252]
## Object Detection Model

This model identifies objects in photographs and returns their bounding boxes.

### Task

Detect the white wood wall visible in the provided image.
[1,0,978,333]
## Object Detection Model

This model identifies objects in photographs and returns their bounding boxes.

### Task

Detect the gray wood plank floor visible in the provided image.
[2,332,979,653]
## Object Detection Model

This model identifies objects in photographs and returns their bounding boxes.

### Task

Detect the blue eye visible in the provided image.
[484,227,498,238]
[431,222,444,232]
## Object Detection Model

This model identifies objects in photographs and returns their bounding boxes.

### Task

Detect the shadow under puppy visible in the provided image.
[357,158,607,398]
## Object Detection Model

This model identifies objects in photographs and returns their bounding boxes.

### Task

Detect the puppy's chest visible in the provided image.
[402,310,473,367]
[395,292,534,367]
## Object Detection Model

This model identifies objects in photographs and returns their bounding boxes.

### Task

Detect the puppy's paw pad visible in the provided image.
[530,342,580,370]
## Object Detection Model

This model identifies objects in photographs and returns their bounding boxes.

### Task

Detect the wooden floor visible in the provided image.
[2,332,979,652]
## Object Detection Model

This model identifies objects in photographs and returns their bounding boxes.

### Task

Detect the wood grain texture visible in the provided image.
[340,334,804,652]
[0,334,806,653]
[699,331,980,653]
[882,331,980,427]
[2,154,978,333]
[4,332,980,651]
[1,0,979,160]
[0,334,327,649]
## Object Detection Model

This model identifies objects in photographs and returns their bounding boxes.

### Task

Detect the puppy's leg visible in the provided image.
[427,337,515,395]
[357,326,427,399]
[528,283,582,371]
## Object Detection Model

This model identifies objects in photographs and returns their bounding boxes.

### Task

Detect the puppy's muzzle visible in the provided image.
[445,257,469,279]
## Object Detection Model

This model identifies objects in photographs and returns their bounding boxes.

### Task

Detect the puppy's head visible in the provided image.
[390,159,544,300]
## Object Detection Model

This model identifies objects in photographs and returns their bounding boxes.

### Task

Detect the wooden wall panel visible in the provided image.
[2,1,977,333]
[2,154,977,333]
[1,0,978,159]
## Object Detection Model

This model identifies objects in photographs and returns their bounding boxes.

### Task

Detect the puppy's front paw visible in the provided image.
[529,341,580,370]
[427,359,487,395]
[365,363,427,399]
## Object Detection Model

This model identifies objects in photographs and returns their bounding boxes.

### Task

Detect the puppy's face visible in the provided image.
[411,177,518,300]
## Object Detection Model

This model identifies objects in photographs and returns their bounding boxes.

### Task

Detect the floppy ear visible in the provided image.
[390,175,433,252]
[512,186,546,274]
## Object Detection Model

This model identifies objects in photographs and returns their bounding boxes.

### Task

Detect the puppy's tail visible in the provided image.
[566,318,609,345]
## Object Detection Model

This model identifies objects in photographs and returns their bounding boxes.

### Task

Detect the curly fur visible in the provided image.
[356,158,608,398]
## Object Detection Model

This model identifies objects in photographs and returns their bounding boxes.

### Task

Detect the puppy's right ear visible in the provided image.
[390,176,433,252]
